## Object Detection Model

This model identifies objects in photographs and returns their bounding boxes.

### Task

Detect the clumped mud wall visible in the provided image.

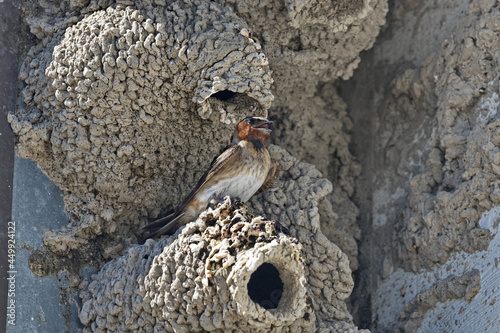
[14,0,499,331]
[11,0,388,265]
[78,146,358,332]
[79,197,310,332]
[11,0,274,259]
[10,0,388,331]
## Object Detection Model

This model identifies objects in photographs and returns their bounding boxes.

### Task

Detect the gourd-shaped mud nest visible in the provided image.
[79,198,312,332]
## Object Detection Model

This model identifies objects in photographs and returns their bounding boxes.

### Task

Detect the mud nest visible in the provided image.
[79,197,311,332]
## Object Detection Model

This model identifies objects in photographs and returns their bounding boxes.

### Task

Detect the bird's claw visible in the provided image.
[208,196,241,209]
[208,195,229,208]
[227,196,242,207]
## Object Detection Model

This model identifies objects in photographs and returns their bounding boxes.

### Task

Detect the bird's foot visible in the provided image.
[208,196,241,209]
[208,195,228,208]
[226,196,242,207]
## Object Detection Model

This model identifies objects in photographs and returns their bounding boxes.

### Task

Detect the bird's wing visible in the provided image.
[143,144,242,236]
[178,143,242,209]
[254,160,280,196]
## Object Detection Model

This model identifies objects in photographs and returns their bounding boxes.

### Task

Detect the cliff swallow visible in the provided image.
[144,116,280,238]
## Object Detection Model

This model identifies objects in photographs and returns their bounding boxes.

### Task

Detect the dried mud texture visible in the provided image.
[227,0,388,271]
[11,0,389,272]
[9,0,273,257]
[8,0,389,277]
[79,199,309,332]
[229,1,386,268]
[248,145,361,332]
[389,0,500,271]
[397,269,480,333]
[226,0,389,105]
[82,0,388,98]
[9,0,390,328]
[272,84,362,270]
[79,146,363,332]
[227,0,388,272]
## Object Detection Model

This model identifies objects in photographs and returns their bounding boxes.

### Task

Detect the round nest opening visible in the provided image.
[230,242,307,326]
[247,263,284,310]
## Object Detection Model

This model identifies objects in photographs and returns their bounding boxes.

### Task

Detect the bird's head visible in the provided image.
[233,116,273,148]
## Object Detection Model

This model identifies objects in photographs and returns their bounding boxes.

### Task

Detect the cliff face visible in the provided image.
[345,0,500,331]
[11,0,500,331]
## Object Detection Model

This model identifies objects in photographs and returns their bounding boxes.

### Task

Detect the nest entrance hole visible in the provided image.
[247,263,283,310]
[212,90,237,101]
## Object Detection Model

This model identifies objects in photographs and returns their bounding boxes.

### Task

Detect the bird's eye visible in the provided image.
[247,118,256,125]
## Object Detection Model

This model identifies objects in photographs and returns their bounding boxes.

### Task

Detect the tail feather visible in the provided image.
[143,212,176,231]
[143,212,186,239]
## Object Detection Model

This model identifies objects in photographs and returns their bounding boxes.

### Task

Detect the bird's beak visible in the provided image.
[254,120,273,131]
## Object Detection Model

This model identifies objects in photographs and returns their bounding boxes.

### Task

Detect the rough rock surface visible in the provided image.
[390,0,500,271]
[397,269,481,333]
[343,0,500,330]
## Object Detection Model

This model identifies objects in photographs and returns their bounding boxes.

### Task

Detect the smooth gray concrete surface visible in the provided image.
[1,0,20,331]
[8,157,82,332]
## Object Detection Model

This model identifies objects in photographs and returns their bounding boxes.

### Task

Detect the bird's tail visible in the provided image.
[143,212,186,239]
